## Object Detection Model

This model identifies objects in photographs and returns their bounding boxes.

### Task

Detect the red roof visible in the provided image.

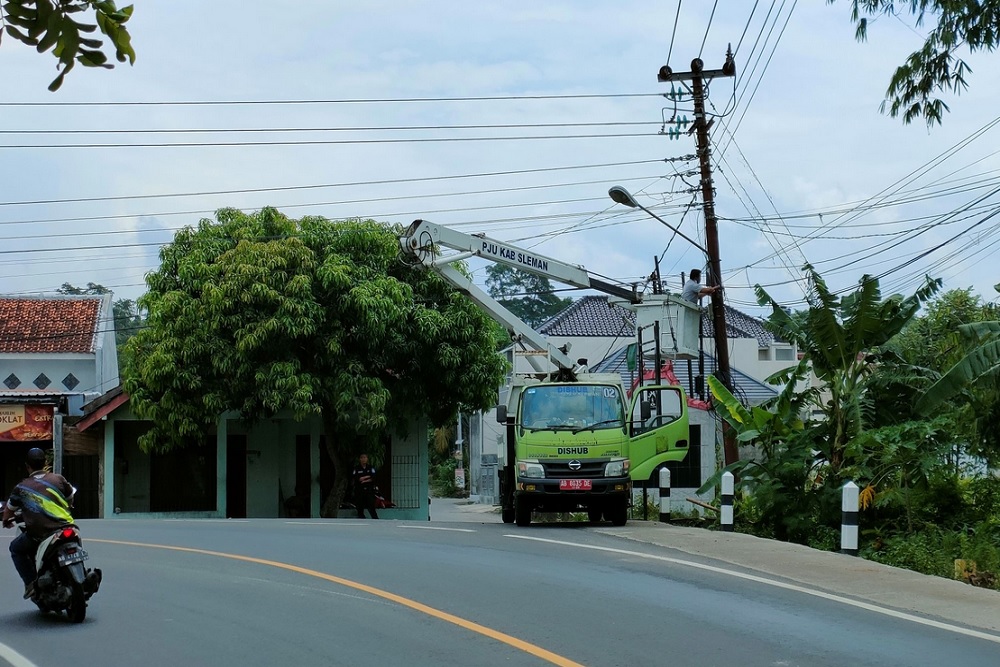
[0,297,103,354]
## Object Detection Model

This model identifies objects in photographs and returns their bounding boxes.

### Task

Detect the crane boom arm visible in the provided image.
[401,219,638,304]
[435,264,577,371]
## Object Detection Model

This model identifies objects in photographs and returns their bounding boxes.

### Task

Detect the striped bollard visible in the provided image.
[720,471,734,532]
[841,481,859,556]
[658,467,671,523]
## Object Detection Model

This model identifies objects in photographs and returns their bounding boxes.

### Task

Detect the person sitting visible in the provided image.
[2,448,76,599]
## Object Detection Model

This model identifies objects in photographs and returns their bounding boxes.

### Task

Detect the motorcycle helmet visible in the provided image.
[25,447,46,469]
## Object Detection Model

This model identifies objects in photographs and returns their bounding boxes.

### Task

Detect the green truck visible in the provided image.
[400,219,699,526]
[497,374,689,526]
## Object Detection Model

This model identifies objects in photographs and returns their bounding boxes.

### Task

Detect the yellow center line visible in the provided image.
[92,538,585,667]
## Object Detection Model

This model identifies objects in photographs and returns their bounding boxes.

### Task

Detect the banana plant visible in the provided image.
[754,264,940,473]
[916,321,1000,413]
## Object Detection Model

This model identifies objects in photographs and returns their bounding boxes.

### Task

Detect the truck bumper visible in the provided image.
[516,476,631,512]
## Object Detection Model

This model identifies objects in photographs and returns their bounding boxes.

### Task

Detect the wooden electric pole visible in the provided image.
[658,47,739,467]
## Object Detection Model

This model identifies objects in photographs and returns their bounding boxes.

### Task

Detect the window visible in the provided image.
[775,347,795,361]
[758,348,770,361]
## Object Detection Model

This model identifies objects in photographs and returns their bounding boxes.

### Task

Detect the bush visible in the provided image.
[429,458,463,498]
[864,523,1000,589]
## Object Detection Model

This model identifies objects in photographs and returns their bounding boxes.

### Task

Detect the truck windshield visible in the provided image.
[520,385,624,431]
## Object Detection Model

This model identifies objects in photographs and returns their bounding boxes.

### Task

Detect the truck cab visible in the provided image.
[498,374,689,526]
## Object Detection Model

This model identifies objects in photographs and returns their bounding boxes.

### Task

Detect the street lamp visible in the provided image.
[608,186,708,255]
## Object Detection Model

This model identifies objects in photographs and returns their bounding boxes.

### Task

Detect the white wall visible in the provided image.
[0,354,97,394]
[96,293,120,394]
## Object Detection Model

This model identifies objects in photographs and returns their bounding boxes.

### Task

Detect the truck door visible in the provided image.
[628,385,689,481]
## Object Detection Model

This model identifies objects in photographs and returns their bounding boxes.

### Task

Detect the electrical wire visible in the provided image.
[0,159,666,208]
[700,0,720,60]
[0,131,658,149]
[0,92,666,107]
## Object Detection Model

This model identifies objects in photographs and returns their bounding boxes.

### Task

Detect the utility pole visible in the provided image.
[658,48,739,467]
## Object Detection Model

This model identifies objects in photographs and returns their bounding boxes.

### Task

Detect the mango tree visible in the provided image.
[123,207,507,516]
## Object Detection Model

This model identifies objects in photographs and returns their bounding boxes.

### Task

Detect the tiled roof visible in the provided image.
[540,295,776,346]
[592,345,779,406]
[0,296,103,354]
[539,296,634,336]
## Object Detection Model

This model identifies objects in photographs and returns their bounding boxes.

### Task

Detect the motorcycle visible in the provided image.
[4,503,102,623]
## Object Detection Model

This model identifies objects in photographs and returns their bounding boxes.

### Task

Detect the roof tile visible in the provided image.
[0,296,103,354]
[540,295,776,346]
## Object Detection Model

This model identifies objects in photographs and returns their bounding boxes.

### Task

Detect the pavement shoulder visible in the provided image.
[596,521,1000,635]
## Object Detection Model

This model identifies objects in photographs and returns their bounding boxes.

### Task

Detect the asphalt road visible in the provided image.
[0,509,996,667]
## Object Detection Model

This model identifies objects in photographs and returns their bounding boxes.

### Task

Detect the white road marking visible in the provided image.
[506,534,1000,645]
[399,525,476,533]
[0,642,40,667]
[284,521,371,526]
[164,519,250,523]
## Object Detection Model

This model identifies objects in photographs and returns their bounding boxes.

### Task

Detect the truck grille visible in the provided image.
[542,460,605,478]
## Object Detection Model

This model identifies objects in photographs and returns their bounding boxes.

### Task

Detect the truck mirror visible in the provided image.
[640,400,652,421]
[496,405,508,423]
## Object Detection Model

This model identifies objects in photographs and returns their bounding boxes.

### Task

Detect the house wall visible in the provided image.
[0,354,98,396]
[246,419,282,517]
[96,293,120,395]
[99,410,430,520]
[701,338,794,386]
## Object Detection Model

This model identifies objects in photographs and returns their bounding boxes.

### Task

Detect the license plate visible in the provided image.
[559,479,592,491]
[58,549,88,566]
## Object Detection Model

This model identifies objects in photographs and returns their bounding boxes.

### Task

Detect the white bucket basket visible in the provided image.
[623,294,701,360]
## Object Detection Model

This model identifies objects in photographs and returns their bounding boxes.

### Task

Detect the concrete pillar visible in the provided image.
[841,481,859,556]
[658,467,671,523]
[720,471,734,532]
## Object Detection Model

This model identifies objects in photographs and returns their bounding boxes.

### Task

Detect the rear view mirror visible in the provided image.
[496,405,508,423]
[640,400,652,421]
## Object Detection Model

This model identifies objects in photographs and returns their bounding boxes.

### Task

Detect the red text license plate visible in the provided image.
[559,479,593,491]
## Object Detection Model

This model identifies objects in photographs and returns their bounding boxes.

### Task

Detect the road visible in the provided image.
[0,507,996,667]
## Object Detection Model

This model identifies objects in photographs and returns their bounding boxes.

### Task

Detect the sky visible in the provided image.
[1,1,999,319]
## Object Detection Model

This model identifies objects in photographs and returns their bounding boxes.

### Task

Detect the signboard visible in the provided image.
[0,405,54,441]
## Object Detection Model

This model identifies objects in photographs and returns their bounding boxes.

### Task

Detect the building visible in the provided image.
[75,389,432,520]
[0,294,118,515]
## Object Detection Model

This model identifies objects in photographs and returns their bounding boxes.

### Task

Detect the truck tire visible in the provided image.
[502,506,515,524]
[515,498,532,526]
[608,504,628,527]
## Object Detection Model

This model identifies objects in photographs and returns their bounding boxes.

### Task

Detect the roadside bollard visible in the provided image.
[658,467,671,523]
[720,471,734,532]
[841,481,859,556]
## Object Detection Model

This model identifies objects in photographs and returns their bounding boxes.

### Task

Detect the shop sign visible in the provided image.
[0,405,54,441]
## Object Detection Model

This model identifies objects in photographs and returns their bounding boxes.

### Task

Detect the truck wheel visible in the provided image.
[515,498,532,526]
[501,507,515,524]
[587,509,602,524]
[608,505,628,527]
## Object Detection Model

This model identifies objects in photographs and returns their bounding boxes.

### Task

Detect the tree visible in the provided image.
[1,1,135,91]
[704,266,942,544]
[834,0,1000,125]
[888,289,1000,465]
[122,207,507,517]
[484,264,573,328]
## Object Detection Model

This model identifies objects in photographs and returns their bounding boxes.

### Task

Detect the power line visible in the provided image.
[0,131,657,149]
[0,92,665,107]
[0,120,668,135]
[700,0,720,59]
[0,159,667,208]
[666,0,683,67]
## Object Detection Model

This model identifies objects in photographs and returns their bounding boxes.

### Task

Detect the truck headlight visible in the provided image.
[518,461,545,479]
[604,459,629,477]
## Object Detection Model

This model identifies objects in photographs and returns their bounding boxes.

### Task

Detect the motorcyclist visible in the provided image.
[2,448,76,599]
